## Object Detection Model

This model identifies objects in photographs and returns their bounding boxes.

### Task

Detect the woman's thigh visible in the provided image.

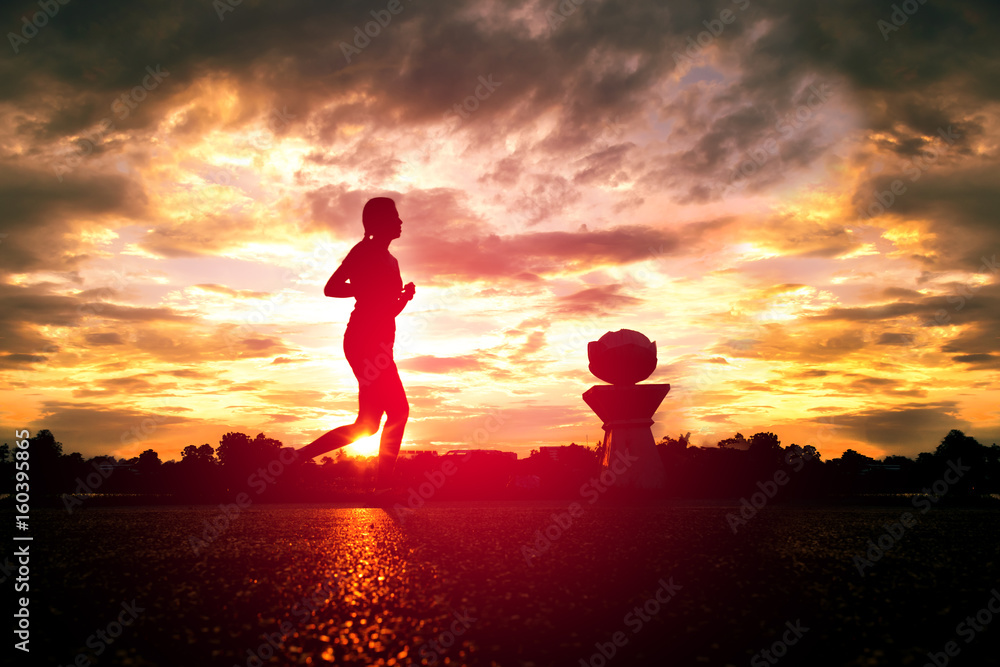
[345,332,406,416]
[344,330,393,381]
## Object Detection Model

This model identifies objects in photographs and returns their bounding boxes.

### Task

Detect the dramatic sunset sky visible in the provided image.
[1,0,997,462]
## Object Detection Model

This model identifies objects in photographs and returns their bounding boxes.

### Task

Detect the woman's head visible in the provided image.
[362,197,402,240]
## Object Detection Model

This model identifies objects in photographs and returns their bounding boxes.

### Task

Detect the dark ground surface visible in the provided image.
[4,501,1000,667]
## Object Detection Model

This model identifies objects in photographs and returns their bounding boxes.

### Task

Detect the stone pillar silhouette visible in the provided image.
[583,329,668,490]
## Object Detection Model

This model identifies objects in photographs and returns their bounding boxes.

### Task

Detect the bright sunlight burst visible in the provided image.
[343,424,383,458]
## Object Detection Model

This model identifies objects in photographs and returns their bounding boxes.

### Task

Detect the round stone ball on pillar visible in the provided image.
[583,329,669,490]
[588,329,657,385]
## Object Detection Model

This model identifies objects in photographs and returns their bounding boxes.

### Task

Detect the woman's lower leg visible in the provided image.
[374,412,407,489]
[298,421,374,460]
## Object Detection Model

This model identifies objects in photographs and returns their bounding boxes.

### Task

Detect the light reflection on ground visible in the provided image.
[15,503,1000,666]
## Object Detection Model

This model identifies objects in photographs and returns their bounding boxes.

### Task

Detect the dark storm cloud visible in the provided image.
[0,283,191,327]
[831,402,981,455]
[744,281,1000,367]
[740,0,998,148]
[657,0,995,203]
[85,332,126,346]
[305,185,481,239]
[480,156,523,187]
[0,282,298,371]
[882,287,923,299]
[811,284,998,326]
[27,399,193,456]
[0,353,47,369]
[4,0,997,262]
[937,284,1000,366]
[304,186,684,281]
[0,164,146,275]
[812,301,926,322]
[0,282,194,360]
[73,373,179,398]
[793,369,831,378]
[948,353,1000,369]
[845,376,901,392]
[165,368,210,378]
[860,164,1000,271]
[573,143,636,185]
[5,0,996,152]
[876,332,915,346]
[305,139,405,184]
[401,224,682,282]
[811,284,1000,360]
[505,174,584,227]
[551,284,642,317]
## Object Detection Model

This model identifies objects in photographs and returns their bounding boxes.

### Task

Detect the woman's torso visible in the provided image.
[344,239,402,341]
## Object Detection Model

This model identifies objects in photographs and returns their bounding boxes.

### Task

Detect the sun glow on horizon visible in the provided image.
[344,424,384,458]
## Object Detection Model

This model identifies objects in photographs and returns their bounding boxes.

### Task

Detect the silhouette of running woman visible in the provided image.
[297,197,414,491]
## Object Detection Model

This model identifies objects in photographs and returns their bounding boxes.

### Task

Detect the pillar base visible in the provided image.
[583,384,669,490]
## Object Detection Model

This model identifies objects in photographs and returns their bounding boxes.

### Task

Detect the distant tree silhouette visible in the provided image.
[31,429,65,493]
[661,432,691,449]
[837,449,873,471]
[136,449,162,474]
[31,429,63,459]
[935,429,985,495]
[217,432,253,468]
[182,443,217,465]
[986,444,1000,484]
[802,444,820,462]
[717,432,746,449]
[216,432,284,486]
[175,443,220,497]
[748,432,781,457]
[3,426,998,504]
